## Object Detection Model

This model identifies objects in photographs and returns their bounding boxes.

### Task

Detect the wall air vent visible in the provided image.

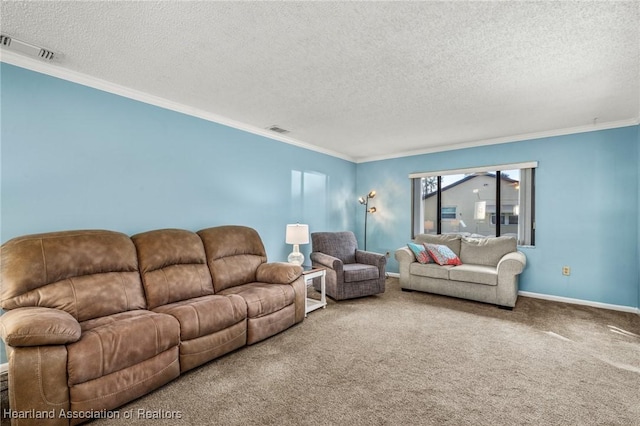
[0,34,56,61]
[266,125,290,134]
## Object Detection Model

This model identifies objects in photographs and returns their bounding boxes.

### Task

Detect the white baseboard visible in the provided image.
[0,363,7,374]
[518,291,640,315]
[390,273,639,314]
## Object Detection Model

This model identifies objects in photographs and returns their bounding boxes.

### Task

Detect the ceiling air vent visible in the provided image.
[0,34,56,61]
[39,48,55,60]
[267,125,290,134]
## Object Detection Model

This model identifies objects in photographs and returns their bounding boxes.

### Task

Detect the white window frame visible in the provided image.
[410,161,537,246]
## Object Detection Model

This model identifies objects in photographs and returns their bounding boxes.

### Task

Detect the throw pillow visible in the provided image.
[424,243,462,266]
[407,242,431,264]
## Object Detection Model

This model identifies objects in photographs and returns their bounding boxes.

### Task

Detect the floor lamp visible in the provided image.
[358,190,377,251]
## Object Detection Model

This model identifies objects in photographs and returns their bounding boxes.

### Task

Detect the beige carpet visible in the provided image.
[93,278,639,425]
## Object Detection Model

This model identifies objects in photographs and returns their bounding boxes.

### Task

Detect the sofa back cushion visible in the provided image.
[311,231,358,264]
[132,229,214,309]
[197,226,267,293]
[0,230,145,321]
[414,234,461,257]
[459,236,517,267]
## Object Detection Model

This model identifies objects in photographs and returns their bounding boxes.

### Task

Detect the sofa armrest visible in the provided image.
[0,307,81,347]
[256,262,303,284]
[310,252,343,272]
[497,251,527,276]
[355,250,387,268]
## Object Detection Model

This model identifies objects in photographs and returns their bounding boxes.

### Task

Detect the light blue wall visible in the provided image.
[357,126,640,310]
[1,63,639,367]
[0,63,356,252]
[0,63,357,363]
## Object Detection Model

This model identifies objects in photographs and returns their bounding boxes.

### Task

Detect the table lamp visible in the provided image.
[285,223,309,265]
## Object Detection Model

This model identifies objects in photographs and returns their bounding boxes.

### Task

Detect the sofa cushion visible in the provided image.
[407,242,431,264]
[460,236,517,267]
[415,234,461,256]
[68,310,179,385]
[153,294,247,341]
[198,226,268,292]
[343,263,380,282]
[409,263,454,279]
[133,229,214,309]
[424,243,462,266]
[219,283,295,319]
[448,264,498,286]
[1,230,146,321]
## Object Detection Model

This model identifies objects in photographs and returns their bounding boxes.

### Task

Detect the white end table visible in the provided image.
[302,267,326,316]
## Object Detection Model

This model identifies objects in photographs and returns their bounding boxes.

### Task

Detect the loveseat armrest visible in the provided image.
[310,252,343,272]
[394,247,415,288]
[0,306,81,347]
[497,251,527,277]
[256,262,303,284]
[355,250,387,268]
[394,247,415,265]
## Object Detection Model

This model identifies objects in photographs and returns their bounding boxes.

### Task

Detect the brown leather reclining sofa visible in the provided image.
[0,225,305,425]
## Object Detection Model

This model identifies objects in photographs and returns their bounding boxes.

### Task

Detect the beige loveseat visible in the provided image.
[0,225,305,425]
[395,234,526,309]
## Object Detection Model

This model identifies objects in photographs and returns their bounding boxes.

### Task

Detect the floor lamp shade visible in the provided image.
[285,224,309,265]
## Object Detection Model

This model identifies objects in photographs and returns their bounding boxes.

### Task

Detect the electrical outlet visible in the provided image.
[562,266,571,276]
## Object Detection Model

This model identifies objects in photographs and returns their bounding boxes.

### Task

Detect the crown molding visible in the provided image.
[0,51,355,163]
[2,50,638,166]
[357,117,640,163]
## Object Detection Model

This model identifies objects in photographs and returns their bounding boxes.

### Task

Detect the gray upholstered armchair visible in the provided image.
[310,231,386,300]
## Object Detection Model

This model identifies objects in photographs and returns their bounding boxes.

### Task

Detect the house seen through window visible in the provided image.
[410,162,536,246]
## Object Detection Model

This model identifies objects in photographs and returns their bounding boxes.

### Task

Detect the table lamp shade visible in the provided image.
[286,224,309,265]
[285,224,309,245]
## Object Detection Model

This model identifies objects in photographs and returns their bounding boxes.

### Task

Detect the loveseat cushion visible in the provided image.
[407,242,432,264]
[219,283,295,318]
[343,264,379,282]
[415,234,461,256]
[448,264,498,286]
[460,236,516,267]
[153,294,247,341]
[410,263,454,279]
[68,310,179,385]
[424,243,462,266]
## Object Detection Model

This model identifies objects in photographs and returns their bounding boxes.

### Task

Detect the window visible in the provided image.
[441,207,457,219]
[410,162,536,245]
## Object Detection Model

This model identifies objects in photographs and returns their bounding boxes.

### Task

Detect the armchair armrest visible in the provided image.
[0,307,81,347]
[310,252,343,272]
[355,250,386,268]
[497,251,527,276]
[256,262,303,284]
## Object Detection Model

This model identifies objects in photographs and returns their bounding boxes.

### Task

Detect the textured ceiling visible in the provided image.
[1,1,639,162]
